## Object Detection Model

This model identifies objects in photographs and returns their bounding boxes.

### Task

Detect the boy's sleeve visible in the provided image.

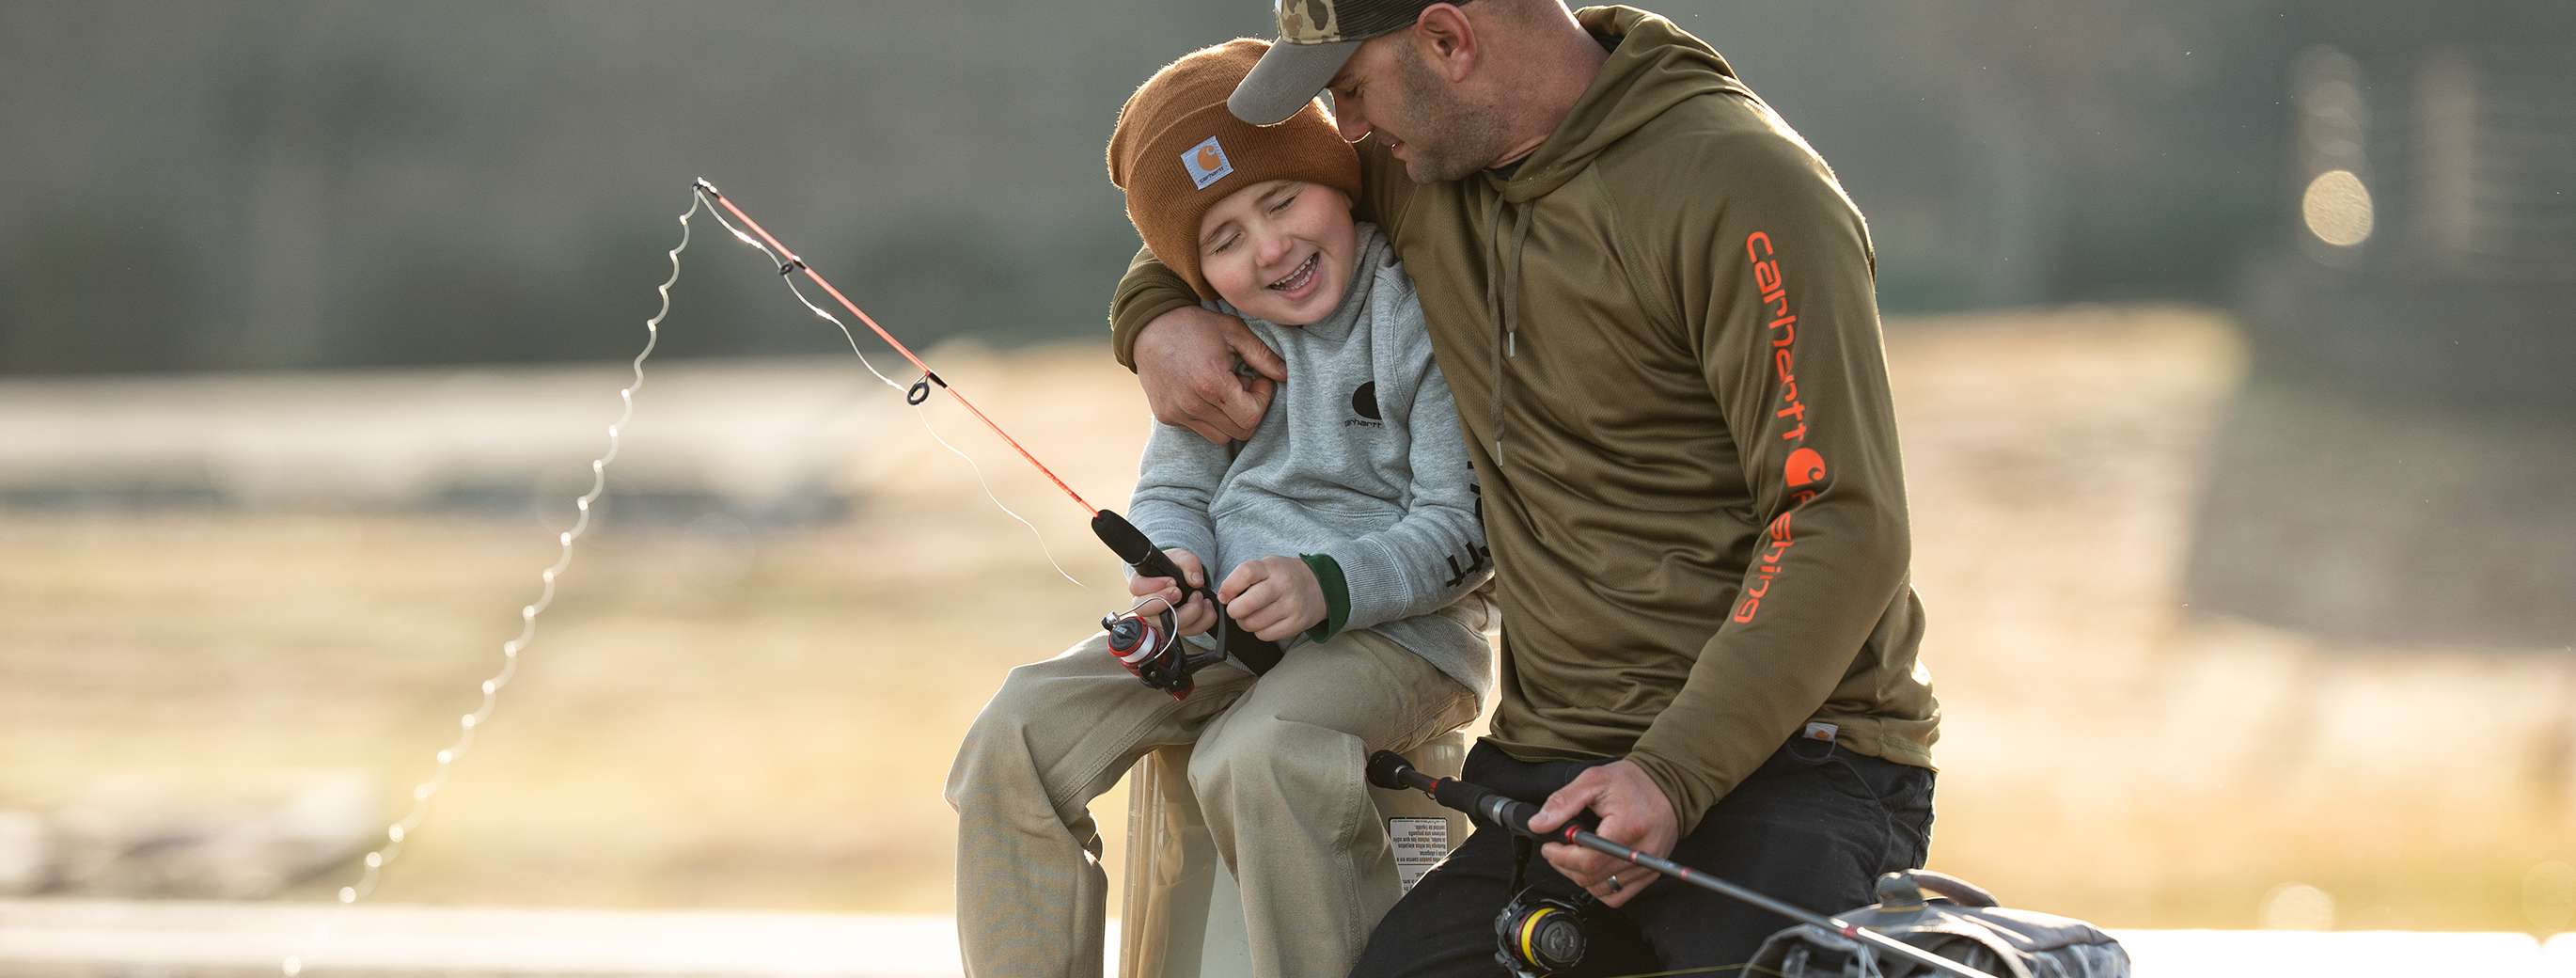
[1109,137,1416,370]
[1308,321,1487,638]
[1125,416,1227,575]
[1623,133,1915,837]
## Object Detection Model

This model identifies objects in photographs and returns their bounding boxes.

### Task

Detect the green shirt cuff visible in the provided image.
[1300,553,1351,642]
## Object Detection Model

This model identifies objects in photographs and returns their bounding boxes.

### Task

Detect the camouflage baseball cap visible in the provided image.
[1229,0,1446,125]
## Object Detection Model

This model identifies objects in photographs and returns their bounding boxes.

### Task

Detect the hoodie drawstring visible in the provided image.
[1482,194,1535,468]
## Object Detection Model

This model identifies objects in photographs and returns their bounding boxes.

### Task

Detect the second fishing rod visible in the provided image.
[1367,751,2003,978]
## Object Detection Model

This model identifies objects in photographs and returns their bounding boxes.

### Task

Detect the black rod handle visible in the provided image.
[1364,751,2003,978]
[1091,510,1285,673]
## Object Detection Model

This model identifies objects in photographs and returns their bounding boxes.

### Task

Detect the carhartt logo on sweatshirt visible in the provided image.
[1183,136,1233,190]
[1344,381,1383,429]
[1736,229,1830,625]
[1784,447,1827,488]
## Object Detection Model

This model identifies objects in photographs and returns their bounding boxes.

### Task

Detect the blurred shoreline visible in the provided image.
[5,306,2570,933]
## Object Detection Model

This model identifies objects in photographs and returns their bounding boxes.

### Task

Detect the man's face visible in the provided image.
[1196,179,1359,325]
[1327,34,1500,183]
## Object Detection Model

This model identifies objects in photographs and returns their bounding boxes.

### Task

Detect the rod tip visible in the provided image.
[691,177,722,198]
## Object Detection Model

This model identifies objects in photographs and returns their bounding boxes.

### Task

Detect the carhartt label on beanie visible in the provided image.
[1107,38,1360,299]
[1183,136,1235,189]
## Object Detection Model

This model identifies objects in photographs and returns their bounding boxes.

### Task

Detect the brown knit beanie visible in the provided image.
[1107,39,1362,300]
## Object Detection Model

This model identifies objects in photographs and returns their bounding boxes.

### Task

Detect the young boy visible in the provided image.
[944,39,1494,978]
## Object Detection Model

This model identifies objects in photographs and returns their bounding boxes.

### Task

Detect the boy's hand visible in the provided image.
[1217,556,1326,642]
[1128,548,1218,637]
[1136,306,1284,444]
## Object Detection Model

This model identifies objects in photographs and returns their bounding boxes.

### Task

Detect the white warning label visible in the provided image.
[1389,817,1450,891]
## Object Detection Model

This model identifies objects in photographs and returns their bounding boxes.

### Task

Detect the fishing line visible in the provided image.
[693,187,1083,586]
[1115,592,1187,664]
[284,179,1119,974]
[689,179,1284,691]
[692,179,1098,517]
[282,191,705,978]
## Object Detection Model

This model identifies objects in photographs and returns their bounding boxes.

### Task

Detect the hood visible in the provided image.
[1472,7,1751,468]
[1487,6,1749,203]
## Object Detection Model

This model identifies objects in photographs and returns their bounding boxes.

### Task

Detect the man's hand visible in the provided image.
[1134,306,1286,444]
[1216,556,1326,642]
[1526,760,1680,909]
[1128,548,1217,637]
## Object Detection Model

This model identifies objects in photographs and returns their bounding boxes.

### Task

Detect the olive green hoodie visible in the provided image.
[1111,6,1937,835]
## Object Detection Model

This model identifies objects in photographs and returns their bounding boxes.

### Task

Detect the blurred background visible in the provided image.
[4,0,2573,972]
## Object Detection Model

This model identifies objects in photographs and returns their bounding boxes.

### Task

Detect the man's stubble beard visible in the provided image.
[1389,43,1511,184]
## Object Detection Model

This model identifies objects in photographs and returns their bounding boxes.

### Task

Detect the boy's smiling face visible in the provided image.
[1195,179,1358,326]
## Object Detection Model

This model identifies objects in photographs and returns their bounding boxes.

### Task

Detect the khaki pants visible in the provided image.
[946,628,1477,978]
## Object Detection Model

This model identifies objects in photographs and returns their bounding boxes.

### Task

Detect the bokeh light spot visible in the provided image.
[2259,881,2337,930]
[2302,169,2375,246]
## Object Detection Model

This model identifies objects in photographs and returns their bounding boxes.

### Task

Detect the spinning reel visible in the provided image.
[1092,511,1285,698]
[1101,600,1217,694]
[1495,836,1592,978]
[1366,751,2003,978]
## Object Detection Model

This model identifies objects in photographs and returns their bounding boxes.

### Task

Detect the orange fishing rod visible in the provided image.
[693,178,1096,518]
[691,178,1282,686]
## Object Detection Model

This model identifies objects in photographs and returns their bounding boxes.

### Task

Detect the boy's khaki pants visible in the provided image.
[946,628,1476,978]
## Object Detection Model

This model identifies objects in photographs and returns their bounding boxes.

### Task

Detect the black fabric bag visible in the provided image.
[1746,870,2130,978]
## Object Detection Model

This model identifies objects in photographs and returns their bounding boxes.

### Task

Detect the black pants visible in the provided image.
[1349,735,1935,977]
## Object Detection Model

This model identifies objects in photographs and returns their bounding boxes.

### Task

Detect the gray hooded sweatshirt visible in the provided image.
[1128,224,1494,701]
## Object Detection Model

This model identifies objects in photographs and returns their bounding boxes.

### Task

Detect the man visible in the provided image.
[1108,1,1941,970]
